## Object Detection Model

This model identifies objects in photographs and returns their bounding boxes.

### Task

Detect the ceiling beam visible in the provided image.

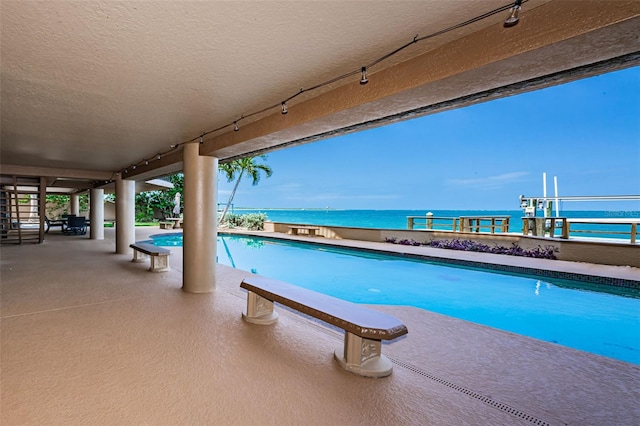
[0,164,114,181]
[119,150,183,181]
[199,0,640,160]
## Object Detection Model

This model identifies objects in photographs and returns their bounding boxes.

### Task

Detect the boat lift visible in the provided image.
[519,173,640,218]
[519,173,639,241]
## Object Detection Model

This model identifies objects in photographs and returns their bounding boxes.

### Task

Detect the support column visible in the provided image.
[115,173,135,254]
[90,188,104,240]
[70,193,80,216]
[39,177,46,243]
[183,142,217,293]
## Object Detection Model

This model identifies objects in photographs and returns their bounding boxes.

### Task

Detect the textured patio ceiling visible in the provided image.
[1,1,639,188]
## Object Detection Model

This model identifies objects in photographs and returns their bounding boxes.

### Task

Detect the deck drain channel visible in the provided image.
[391,358,551,426]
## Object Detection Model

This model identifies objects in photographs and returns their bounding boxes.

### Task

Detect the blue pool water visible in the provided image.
[149,233,640,364]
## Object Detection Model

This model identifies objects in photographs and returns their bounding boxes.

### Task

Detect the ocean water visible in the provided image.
[231,209,639,240]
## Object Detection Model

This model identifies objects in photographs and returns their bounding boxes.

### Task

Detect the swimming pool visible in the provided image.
[149,233,640,364]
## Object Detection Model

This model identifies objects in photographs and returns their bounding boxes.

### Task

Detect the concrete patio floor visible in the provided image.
[1,227,639,425]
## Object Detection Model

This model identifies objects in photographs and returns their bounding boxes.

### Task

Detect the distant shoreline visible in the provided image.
[231,207,637,212]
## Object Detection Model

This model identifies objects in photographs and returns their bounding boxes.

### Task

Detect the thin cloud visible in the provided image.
[274,183,304,191]
[287,193,401,201]
[448,172,530,190]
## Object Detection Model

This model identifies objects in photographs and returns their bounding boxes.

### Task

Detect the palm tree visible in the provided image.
[218,155,272,224]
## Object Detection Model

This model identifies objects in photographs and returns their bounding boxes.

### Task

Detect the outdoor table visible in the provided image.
[166,218,182,229]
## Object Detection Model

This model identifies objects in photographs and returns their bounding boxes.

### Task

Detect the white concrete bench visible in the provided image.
[129,242,171,272]
[240,276,408,378]
[287,225,320,236]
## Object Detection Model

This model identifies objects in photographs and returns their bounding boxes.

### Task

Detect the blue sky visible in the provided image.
[218,66,640,211]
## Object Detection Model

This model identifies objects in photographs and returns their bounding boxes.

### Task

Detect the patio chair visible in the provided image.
[45,216,66,233]
[63,216,87,235]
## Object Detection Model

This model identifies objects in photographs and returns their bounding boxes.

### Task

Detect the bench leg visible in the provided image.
[132,250,149,263]
[242,291,279,325]
[149,254,170,272]
[334,332,393,378]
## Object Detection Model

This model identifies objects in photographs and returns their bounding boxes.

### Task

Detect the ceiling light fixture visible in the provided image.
[234,121,239,131]
[504,0,522,27]
[360,67,369,85]
[281,102,288,115]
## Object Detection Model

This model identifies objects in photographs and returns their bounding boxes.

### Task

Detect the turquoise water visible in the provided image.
[232,208,639,240]
[150,233,640,364]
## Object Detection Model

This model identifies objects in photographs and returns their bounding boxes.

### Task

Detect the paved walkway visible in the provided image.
[1,227,638,425]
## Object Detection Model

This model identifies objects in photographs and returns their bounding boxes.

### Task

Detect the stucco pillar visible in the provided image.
[183,142,217,293]
[70,193,80,216]
[90,188,104,240]
[115,173,135,254]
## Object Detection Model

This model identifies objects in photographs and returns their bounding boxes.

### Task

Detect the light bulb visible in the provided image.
[360,67,368,85]
[504,0,522,27]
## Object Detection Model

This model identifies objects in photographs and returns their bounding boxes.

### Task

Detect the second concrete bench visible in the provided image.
[130,242,171,272]
[240,276,408,377]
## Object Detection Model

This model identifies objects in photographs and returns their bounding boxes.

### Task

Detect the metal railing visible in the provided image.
[407,215,510,234]
[522,217,639,243]
[407,216,458,231]
[459,216,511,234]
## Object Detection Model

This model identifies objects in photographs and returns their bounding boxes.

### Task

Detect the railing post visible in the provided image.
[561,219,569,239]
[407,217,414,230]
[631,223,637,244]
[426,212,433,230]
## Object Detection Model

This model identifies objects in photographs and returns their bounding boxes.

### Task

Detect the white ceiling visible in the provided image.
[0,1,534,172]
[1,0,638,186]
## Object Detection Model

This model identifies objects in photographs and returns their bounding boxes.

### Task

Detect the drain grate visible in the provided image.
[391,358,551,426]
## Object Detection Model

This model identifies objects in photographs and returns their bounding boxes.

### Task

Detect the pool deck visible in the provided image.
[2,227,639,425]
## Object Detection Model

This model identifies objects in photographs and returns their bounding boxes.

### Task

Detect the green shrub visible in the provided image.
[242,213,266,230]
[220,213,266,230]
[223,213,243,228]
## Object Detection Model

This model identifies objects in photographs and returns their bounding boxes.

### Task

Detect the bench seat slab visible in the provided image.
[287,226,319,236]
[334,332,393,378]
